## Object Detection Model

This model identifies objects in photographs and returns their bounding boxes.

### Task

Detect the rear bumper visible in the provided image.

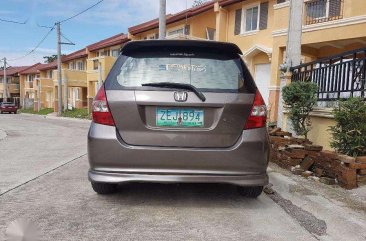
[89,170,268,186]
[88,122,269,186]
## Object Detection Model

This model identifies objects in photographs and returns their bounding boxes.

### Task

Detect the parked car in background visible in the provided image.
[88,40,269,198]
[0,102,18,114]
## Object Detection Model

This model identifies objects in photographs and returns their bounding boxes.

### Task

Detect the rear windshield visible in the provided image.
[106,48,251,93]
[1,103,14,106]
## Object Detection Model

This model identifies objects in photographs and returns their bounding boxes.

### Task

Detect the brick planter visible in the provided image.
[269,128,366,189]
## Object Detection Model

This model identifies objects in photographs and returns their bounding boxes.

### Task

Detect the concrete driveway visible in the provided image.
[0,114,366,240]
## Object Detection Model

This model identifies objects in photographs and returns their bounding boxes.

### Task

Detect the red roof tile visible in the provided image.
[128,1,215,35]
[218,0,245,7]
[87,33,129,52]
[62,48,87,62]
[0,66,31,76]
[128,15,173,35]
[37,61,57,71]
[19,63,42,75]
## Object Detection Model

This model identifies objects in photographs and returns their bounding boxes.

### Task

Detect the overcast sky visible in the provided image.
[0,0,197,66]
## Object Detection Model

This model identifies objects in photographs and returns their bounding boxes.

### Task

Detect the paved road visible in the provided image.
[0,114,366,240]
[0,114,89,195]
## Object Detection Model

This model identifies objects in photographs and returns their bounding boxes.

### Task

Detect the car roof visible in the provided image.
[120,40,243,55]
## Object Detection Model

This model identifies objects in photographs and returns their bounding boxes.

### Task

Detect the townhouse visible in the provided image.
[86,33,129,111]
[128,1,216,41]
[19,62,56,110]
[37,62,57,109]
[272,0,366,149]
[0,66,29,103]
[19,49,88,111]
[56,48,88,111]
[19,63,42,109]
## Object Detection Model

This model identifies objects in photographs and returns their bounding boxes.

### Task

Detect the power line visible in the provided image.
[0,17,27,25]
[59,0,104,23]
[7,26,55,61]
[37,22,54,29]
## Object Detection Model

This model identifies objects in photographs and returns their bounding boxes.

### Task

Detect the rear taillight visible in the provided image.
[92,84,115,126]
[244,90,267,129]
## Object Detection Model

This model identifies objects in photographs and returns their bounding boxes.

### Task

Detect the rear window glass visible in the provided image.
[1,103,14,106]
[106,49,249,92]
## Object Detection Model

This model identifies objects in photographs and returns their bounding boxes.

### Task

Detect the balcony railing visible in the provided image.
[305,0,344,25]
[291,48,366,102]
[8,84,20,93]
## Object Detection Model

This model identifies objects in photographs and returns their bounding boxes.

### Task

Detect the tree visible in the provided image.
[192,0,207,7]
[43,54,65,63]
[282,81,318,139]
[329,98,366,157]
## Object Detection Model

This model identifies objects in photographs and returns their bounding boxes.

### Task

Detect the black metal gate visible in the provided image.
[291,48,366,101]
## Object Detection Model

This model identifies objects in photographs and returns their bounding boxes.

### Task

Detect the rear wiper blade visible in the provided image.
[142,82,206,102]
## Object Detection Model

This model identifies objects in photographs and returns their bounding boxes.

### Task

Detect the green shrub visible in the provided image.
[329,97,366,157]
[282,81,318,139]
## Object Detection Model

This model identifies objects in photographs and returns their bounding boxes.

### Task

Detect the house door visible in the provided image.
[255,64,271,105]
[46,92,52,108]
[71,88,77,108]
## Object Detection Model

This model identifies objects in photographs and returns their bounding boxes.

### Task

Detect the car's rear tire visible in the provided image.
[91,182,117,195]
[237,186,263,198]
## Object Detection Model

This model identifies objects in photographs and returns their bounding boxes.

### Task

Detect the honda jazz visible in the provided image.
[88,40,269,198]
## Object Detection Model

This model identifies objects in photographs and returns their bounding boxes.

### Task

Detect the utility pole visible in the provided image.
[56,22,62,115]
[2,57,7,102]
[285,0,303,68]
[159,0,166,39]
[278,0,304,129]
[38,77,41,112]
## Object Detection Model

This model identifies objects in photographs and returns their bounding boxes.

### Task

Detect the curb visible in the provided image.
[19,113,91,123]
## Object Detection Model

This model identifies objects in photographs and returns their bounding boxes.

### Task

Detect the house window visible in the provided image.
[243,6,259,32]
[307,0,327,19]
[27,75,34,82]
[68,61,75,70]
[305,0,343,24]
[112,49,119,57]
[47,70,53,79]
[167,27,184,36]
[77,61,84,71]
[206,28,216,40]
[93,60,99,70]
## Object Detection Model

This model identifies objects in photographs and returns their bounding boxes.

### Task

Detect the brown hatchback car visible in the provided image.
[88,40,269,198]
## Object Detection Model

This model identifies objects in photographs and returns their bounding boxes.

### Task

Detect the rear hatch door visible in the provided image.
[105,41,256,148]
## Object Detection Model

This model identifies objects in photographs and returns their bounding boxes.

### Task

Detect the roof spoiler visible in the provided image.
[120,40,243,55]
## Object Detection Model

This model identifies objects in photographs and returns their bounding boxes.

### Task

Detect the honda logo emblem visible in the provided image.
[174,91,188,102]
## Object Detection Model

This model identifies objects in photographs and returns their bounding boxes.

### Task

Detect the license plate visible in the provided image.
[156,108,204,127]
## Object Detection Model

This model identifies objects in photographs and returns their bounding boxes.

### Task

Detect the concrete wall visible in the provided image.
[283,109,336,151]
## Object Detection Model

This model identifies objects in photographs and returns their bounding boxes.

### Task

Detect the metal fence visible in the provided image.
[305,0,344,25]
[291,48,366,102]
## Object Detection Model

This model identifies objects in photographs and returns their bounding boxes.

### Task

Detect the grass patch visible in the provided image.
[20,108,54,115]
[61,108,91,119]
